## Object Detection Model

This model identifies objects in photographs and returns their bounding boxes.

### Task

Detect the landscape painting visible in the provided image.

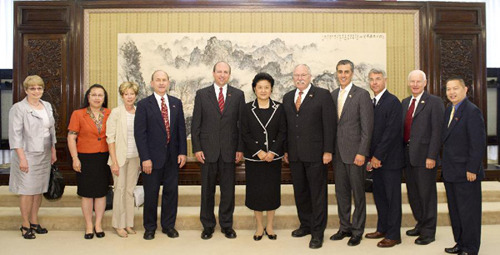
[117,33,386,136]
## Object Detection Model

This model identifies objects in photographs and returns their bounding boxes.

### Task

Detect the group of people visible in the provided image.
[8,60,485,255]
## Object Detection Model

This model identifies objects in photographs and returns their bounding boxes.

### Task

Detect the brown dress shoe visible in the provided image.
[377,238,401,248]
[365,231,385,239]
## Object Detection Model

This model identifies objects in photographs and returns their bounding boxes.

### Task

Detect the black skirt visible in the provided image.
[76,152,111,198]
[245,160,281,211]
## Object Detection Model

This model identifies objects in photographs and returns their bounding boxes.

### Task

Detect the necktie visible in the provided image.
[404,98,416,143]
[373,98,377,107]
[161,97,171,143]
[338,89,347,119]
[448,106,455,127]
[218,87,225,113]
[295,91,303,111]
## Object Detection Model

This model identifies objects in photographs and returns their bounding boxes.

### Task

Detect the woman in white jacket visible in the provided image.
[9,75,57,239]
[106,82,140,237]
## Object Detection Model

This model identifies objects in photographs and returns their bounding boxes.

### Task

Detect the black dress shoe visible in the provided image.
[221,228,237,239]
[253,233,263,241]
[347,235,362,246]
[458,252,476,255]
[330,230,352,240]
[201,227,214,240]
[162,228,179,238]
[265,228,277,240]
[291,228,311,237]
[94,228,105,238]
[406,228,420,236]
[309,236,323,249]
[143,230,155,240]
[84,232,94,239]
[445,244,461,254]
[30,223,48,234]
[415,236,435,245]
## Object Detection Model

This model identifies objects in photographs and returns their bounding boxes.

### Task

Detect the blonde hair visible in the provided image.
[23,75,45,90]
[118,81,139,96]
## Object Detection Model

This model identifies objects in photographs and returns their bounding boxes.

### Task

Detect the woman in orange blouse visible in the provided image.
[67,84,111,239]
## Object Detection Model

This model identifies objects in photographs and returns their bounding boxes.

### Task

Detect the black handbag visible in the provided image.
[43,164,65,200]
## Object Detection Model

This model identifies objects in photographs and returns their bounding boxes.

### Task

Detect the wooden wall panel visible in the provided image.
[7,1,489,185]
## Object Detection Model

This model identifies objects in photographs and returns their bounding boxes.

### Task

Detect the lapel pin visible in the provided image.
[172,105,176,108]
[309,94,313,97]
[349,95,352,98]
[228,93,232,97]
[421,100,425,104]
[455,117,459,121]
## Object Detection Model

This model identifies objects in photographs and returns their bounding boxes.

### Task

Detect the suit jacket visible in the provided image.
[191,84,245,163]
[106,104,137,167]
[402,91,444,167]
[283,85,335,162]
[442,98,486,182]
[241,99,286,161]
[369,90,404,170]
[332,84,374,163]
[134,94,187,168]
[9,97,57,152]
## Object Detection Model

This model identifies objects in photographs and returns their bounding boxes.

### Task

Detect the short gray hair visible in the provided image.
[294,64,311,75]
[368,68,386,78]
[408,70,427,81]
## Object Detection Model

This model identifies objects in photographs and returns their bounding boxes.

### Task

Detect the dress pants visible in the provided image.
[372,167,402,240]
[334,157,366,236]
[142,155,179,231]
[444,181,482,254]
[404,147,437,238]
[112,157,140,229]
[289,161,328,239]
[200,156,235,229]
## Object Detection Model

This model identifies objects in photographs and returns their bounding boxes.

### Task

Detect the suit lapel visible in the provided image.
[119,105,128,142]
[223,85,234,116]
[376,90,389,109]
[288,91,298,114]
[168,95,177,130]
[413,91,429,118]
[444,99,466,141]
[206,85,222,115]
[148,94,167,135]
[339,85,358,121]
[83,109,100,135]
[299,85,315,111]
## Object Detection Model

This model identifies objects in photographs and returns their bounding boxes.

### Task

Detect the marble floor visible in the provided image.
[1,226,499,255]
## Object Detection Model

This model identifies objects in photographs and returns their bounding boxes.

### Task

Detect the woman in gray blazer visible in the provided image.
[106,82,140,237]
[9,75,57,239]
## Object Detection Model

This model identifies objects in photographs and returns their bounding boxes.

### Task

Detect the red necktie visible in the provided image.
[404,98,416,143]
[161,97,171,143]
[218,87,225,113]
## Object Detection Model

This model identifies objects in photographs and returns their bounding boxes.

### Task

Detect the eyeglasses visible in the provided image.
[90,94,105,98]
[293,74,310,78]
[27,87,44,91]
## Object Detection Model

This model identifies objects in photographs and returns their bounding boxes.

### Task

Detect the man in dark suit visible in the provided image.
[402,70,444,245]
[330,59,373,246]
[135,70,187,240]
[442,77,485,255]
[191,61,245,240]
[365,68,404,248]
[283,64,335,249]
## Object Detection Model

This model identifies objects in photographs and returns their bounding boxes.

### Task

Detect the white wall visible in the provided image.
[0,0,13,69]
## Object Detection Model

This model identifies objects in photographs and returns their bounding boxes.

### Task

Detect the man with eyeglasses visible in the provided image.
[282,64,335,249]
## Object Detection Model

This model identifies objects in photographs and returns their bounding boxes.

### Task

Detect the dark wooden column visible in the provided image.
[426,3,486,115]
[13,1,76,181]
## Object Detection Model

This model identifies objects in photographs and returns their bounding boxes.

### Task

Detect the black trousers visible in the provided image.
[372,167,402,240]
[444,181,482,254]
[404,147,437,238]
[142,156,179,231]
[334,158,366,236]
[200,156,235,229]
[289,161,328,239]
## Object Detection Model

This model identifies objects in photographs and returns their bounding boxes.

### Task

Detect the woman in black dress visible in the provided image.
[242,73,286,241]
